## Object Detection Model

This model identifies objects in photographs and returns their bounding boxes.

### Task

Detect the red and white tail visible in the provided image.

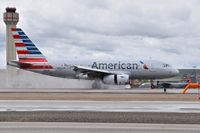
[11,28,53,70]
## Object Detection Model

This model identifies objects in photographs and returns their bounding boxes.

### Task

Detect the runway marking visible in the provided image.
[0,100,199,113]
[0,122,200,130]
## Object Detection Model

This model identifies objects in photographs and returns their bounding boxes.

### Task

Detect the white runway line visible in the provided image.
[0,122,200,133]
[0,100,200,113]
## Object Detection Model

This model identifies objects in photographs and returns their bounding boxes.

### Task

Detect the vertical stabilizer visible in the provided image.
[11,28,53,70]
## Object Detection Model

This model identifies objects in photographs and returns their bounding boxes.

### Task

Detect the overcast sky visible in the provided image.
[1,0,200,68]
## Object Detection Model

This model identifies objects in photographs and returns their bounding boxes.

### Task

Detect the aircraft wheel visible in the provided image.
[151,84,155,89]
[164,88,167,92]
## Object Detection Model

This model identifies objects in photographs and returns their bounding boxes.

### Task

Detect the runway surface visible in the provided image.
[0,101,200,123]
[0,122,199,133]
[0,92,197,101]
[1,100,200,113]
[0,88,198,93]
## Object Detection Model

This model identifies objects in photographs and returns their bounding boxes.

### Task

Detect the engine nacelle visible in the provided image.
[103,74,129,85]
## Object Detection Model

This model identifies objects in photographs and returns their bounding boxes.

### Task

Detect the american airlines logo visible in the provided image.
[91,62,139,70]
[139,61,149,70]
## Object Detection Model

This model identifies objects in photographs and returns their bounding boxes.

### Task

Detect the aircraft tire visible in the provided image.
[151,84,155,89]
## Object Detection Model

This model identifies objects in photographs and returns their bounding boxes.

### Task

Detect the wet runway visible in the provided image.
[1,100,200,113]
[0,122,200,133]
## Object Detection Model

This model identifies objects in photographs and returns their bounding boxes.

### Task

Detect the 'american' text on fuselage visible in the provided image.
[91,62,139,70]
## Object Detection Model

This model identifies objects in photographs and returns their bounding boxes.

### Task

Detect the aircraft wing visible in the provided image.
[73,65,115,78]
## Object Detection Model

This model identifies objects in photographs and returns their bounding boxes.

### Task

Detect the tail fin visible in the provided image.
[11,28,53,69]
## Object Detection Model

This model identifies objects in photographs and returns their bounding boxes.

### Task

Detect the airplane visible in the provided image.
[9,28,179,88]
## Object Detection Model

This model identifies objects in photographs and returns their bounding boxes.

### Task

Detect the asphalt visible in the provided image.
[0,122,200,133]
[0,111,200,124]
[1,100,200,113]
[0,88,199,124]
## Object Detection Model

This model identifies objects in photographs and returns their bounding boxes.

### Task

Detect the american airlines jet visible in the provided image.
[9,28,179,88]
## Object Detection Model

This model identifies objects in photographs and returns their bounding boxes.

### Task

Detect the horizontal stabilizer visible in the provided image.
[8,60,32,68]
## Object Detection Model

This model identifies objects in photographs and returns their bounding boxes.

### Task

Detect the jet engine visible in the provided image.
[103,74,129,85]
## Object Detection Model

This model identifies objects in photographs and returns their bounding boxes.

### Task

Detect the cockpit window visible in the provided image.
[163,64,171,67]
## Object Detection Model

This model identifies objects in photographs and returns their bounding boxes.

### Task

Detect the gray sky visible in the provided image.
[1,0,200,68]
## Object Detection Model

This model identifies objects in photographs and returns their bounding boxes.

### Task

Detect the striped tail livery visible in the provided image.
[10,28,53,70]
